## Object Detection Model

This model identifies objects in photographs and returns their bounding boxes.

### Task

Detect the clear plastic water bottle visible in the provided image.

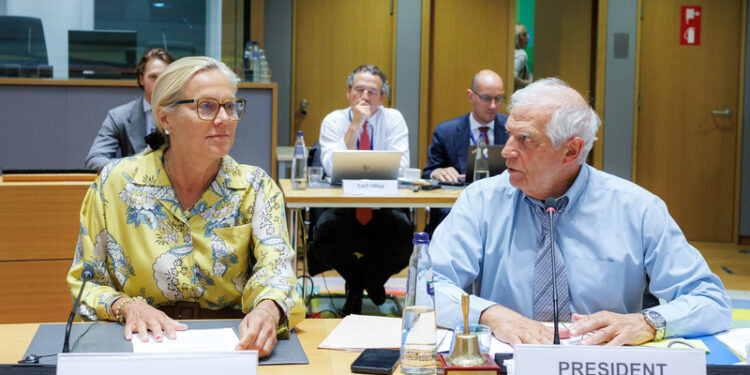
[259,50,270,83]
[291,131,307,190]
[401,232,436,375]
[252,43,261,83]
[473,134,490,182]
[242,41,252,81]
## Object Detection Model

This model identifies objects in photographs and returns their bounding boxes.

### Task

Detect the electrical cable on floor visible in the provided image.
[319,272,342,318]
[297,274,314,307]
[297,208,342,318]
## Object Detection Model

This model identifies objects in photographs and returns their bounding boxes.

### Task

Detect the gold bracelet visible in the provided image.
[114,296,146,324]
[254,305,279,326]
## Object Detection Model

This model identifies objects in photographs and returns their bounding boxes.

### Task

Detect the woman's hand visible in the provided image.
[114,297,188,342]
[236,299,281,357]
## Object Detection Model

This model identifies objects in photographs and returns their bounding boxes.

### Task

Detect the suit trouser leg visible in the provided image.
[313,208,366,314]
[360,208,413,304]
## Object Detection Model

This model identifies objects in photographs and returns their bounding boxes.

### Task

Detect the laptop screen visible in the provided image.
[464,145,506,183]
[330,150,401,184]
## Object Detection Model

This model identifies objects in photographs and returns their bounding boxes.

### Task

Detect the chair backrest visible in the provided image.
[307,141,322,168]
[0,16,48,67]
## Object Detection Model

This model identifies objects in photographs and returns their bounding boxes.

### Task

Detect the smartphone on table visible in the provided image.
[351,348,400,374]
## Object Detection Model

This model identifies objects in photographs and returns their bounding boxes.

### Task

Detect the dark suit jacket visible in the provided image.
[422,113,509,179]
[85,97,149,172]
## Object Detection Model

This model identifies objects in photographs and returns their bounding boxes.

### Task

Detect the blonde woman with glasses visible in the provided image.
[67,56,304,357]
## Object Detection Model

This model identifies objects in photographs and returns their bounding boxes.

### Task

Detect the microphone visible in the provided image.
[544,197,561,345]
[63,264,94,353]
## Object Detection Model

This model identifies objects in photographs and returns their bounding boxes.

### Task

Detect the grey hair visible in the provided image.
[508,77,600,164]
[346,65,390,96]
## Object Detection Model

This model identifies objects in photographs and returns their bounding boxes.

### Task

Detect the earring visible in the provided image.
[164,129,170,135]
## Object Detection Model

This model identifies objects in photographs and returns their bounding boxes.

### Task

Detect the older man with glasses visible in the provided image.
[421,69,509,235]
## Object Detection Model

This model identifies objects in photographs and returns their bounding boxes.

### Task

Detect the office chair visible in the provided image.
[0,16,50,78]
[303,141,333,276]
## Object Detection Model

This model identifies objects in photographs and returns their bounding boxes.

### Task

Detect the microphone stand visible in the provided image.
[545,198,561,345]
[161,27,168,51]
[63,266,93,353]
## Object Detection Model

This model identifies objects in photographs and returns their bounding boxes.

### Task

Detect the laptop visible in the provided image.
[330,150,401,184]
[464,145,507,183]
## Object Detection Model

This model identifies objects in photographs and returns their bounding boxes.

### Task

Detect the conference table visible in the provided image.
[1,318,744,374]
[0,319,364,375]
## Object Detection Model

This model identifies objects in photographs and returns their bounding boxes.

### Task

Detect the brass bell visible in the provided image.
[446,293,487,366]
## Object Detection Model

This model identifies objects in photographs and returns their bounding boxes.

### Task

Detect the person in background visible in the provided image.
[68,56,305,357]
[514,24,533,89]
[429,78,730,346]
[421,69,509,235]
[314,65,412,316]
[85,48,175,172]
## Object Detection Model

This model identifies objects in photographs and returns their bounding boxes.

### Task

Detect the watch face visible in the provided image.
[644,310,666,341]
[647,311,666,327]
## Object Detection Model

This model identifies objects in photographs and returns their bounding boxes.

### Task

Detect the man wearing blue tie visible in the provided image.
[429,78,730,345]
[422,69,509,234]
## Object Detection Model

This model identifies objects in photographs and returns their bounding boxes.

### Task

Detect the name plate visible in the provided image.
[342,179,398,196]
[57,351,258,375]
[514,344,705,375]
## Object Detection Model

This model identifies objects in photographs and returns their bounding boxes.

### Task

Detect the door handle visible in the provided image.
[711,108,732,117]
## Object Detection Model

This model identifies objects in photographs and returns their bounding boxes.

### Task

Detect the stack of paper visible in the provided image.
[715,328,750,360]
[319,314,450,351]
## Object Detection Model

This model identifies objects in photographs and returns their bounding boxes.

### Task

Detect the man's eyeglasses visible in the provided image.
[170,97,247,121]
[471,89,505,104]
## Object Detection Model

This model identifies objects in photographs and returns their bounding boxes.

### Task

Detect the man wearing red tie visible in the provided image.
[315,65,412,316]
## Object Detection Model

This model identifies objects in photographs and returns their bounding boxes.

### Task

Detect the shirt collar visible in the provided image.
[132,148,249,190]
[142,97,152,113]
[470,112,494,131]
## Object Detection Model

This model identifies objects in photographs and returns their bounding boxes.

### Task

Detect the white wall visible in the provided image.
[5,0,94,78]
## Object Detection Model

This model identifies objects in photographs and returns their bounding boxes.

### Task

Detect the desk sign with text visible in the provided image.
[514,344,706,375]
[342,179,398,196]
[57,351,258,375]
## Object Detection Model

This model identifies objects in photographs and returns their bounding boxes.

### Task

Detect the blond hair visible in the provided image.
[148,56,239,151]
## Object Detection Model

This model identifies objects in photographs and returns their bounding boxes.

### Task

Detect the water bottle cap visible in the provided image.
[412,232,430,244]
[297,131,303,136]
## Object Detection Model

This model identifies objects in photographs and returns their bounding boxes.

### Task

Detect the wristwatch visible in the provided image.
[641,310,666,341]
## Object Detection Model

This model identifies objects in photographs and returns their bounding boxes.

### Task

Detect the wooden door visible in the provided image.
[636,0,743,241]
[419,0,514,170]
[534,0,595,101]
[292,0,395,146]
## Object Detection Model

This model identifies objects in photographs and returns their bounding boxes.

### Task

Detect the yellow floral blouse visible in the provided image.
[66,149,304,332]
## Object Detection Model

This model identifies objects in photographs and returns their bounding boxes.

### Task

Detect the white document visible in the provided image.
[319,315,402,350]
[131,328,239,353]
[715,328,750,360]
[319,314,449,351]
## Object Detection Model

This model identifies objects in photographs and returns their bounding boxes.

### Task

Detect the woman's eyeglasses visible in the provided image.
[171,97,247,121]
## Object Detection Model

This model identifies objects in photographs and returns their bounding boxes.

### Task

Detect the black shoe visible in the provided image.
[364,280,386,306]
[342,282,363,316]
